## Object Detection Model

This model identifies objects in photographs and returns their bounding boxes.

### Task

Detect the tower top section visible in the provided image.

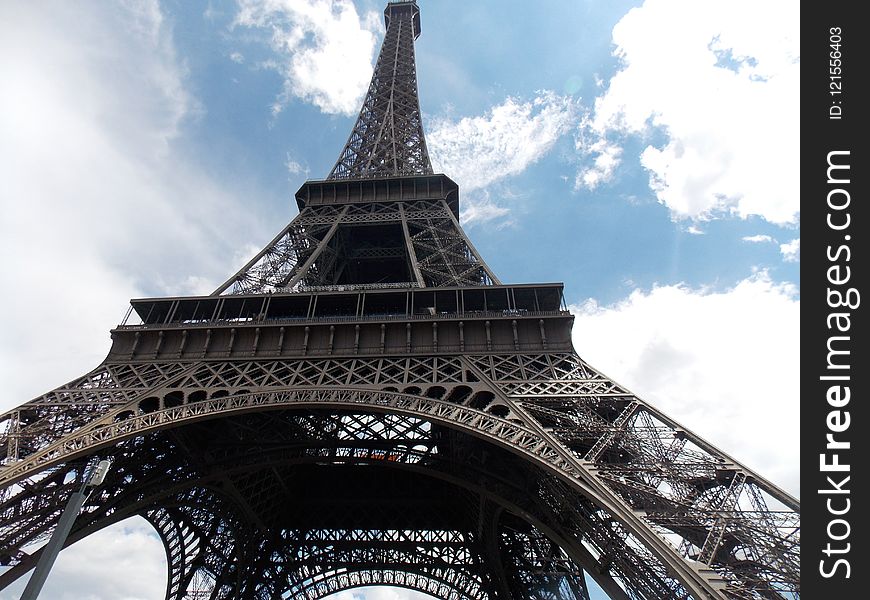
[327,0,432,180]
[384,1,421,39]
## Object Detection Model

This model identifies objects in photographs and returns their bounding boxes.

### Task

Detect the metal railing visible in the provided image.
[119,309,571,329]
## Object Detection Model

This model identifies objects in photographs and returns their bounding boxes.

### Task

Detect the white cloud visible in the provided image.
[742,235,800,262]
[460,199,512,227]
[229,50,245,63]
[0,4,247,595]
[779,237,800,262]
[579,0,799,225]
[0,2,259,403]
[0,518,166,600]
[286,152,309,177]
[575,136,622,189]
[427,92,577,224]
[429,92,577,193]
[742,234,775,243]
[234,0,382,116]
[570,272,799,496]
[457,189,514,228]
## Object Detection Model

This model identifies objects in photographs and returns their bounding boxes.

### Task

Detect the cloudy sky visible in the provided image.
[0,0,798,598]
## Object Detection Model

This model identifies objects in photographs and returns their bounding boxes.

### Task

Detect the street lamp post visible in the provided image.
[19,459,111,600]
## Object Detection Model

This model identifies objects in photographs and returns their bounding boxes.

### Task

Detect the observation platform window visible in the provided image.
[312,294,358,318]
[513,288,539,312]
[535,287,564,311]
[413,290,435,315]
[132,300,174,325]
[217,297,265,322]
[174,298,219,324]
[483,288,509,311]
[268,295,311,320]
[362,291,407,317]
[463,289,485,312]
[435,290,458,314]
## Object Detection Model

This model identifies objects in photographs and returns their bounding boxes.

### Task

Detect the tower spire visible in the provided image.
[328,1,433,179]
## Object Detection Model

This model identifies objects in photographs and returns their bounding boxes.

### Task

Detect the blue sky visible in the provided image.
[0,1,799,598]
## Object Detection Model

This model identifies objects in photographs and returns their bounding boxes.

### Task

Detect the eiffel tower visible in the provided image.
[0,2,799,599]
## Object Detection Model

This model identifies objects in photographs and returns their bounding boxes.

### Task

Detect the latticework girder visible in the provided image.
[328,1,432,180]
[1,348,799,599]
[215,198,498,295]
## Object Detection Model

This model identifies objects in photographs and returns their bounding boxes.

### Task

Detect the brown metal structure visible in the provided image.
[0,2,798,599]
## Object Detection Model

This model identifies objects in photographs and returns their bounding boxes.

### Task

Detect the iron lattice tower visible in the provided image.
[0,3,799,599]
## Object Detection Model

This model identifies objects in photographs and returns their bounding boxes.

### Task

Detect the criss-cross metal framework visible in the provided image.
[213,182,498,296]
[328,1,432,180]
[0,2,798,599]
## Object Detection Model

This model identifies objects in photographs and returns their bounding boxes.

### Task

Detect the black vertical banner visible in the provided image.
[802,4,867,597]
